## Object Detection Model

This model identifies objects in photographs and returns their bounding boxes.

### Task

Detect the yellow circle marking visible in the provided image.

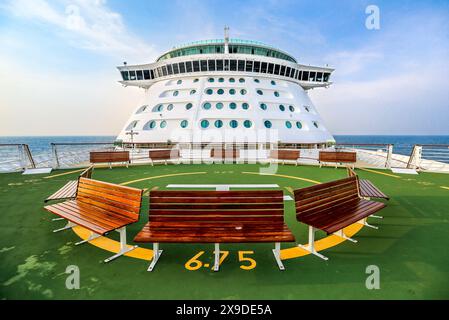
[44,168,87,179]
[440,186,449,191]
[359,168,401,178]
[70,170,370,262]
[241,171,321,184]
[120,171,207,186]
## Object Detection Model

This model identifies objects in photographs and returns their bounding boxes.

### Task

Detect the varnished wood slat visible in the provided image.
[90,151,130,163]
[44,180,78,202]
[270,150,300,160]
[149,149,179,160]
[150,203,284,210]
[319,151,356,163]
[134,222,295,243]
[151,190,283,198]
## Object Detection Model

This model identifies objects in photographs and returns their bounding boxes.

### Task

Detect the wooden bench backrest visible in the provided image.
[149,190,285,225]
[270,150,300,160]
[211,149,239,159]
[76,177,142,221]
[79,165,94,179]
[90,151,130,163]
[319,151,357,163]
[149,149,180,160]
[294,176,359,221]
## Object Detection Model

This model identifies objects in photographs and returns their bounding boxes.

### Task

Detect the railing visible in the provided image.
[334,143,394,168]
[407,144,449,172]
[51,142,116,169]
[1,142,449,173]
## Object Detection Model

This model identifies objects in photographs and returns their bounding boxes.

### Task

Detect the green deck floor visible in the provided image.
[0,163,448,299]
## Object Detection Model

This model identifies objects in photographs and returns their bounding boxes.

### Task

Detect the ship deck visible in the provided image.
[1,163,448,299]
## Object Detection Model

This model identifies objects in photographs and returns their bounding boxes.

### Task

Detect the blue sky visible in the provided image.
[0,0,448,135]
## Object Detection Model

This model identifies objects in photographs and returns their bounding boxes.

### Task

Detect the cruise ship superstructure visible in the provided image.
[116,30,335,148]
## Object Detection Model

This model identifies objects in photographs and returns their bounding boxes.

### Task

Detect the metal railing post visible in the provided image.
[385,144,393,168]
[51,143,60,169]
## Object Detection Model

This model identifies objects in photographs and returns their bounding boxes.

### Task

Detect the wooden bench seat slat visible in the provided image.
[134,222,295,243]
[270,150,300,160]
[150,196,283,204]
[151,190,283,197]
[347,167,389,200]
[45,180,78,202]
[150,203,284,210]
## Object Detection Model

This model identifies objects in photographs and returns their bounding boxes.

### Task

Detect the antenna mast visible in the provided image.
[224,26,230,54]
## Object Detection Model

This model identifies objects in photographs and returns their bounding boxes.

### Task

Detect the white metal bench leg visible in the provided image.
[104,227,138,263]
[272,242,285,271]
[75,231,102,245]
[370,215,383,219]
[358,218,379,230]
[298,226,329,260]
[333,229,358,243]
[52,217,65,221]
[213,243,220,272]
[53,221,76,233]
[147,243,163,272]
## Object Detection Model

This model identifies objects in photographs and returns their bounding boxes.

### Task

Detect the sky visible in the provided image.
[0,0,448,136]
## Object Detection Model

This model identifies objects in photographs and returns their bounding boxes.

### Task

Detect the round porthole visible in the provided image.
[218,78,225,83]
[203,102,211,110]
[180,120,188,128]
[229,78,235,83]
[216,102,224,109]
[190,89,196,95]
[201,120,210,128]
[296,121,302,129]
[257,90,263,95]
[264,120,272,128]
[254,79,260,83]
[217,89,224,95]
[240,89,247,95]
[242,103,249,110]
[289,105,295,112]
[229,89,236,95]
[271,80,276,85]
[229,102,237,110]
[285,121,292,129]
[274,91,280,97]
[214,120,223,128]
[259,103,267,111]
[239,78,245,83]
[229,120,238,128]
[160,120,167,128]
[206,89,213,95]
[186,103,193,110]
[167,104,174,111]
[243,120,252,128]
[173,90,179,96]
[279,105,285,111]
[313,121,319,128]
[208,78,214,83]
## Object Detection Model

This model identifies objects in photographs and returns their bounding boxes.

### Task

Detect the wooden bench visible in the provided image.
[90,151,130,169]
[149,149,180,165]
[294,176,386,260]
[319,151,357,168]
[134,190,295,271]
[44,166,94,203]
[347,167,389,200]
[270,150,300,165]
[211,148,240,163]
[44,177,143,262]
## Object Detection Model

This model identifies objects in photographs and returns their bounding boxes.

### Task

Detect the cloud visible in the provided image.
[2,0,156,62]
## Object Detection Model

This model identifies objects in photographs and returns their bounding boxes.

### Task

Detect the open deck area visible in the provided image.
[1,163,448,299]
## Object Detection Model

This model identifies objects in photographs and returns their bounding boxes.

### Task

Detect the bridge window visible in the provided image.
[253,61,260,72]
[246,61,253,72]
[200,60,207,71]
[302,71,309,81]
[179,62,186,73]
[238,60,245,71]
[121,71,129,81]
[193,61,200,72]
[267,63,274,74]
[261,62,267,73]
[143,70,150,80]
[185,61,193,72]
[172,64,178,74]
[208,60,216,71]
[216,60,224,71]
[230,60,237,71]
[136,70,143,80]
[193,78,199,83]
[129,71,136,80]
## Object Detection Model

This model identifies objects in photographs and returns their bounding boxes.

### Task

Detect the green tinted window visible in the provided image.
[229,120,238,128]
[201,120,209,128]
[243,120,252,128]
[214,120,223,128]
[181,120,188,128]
